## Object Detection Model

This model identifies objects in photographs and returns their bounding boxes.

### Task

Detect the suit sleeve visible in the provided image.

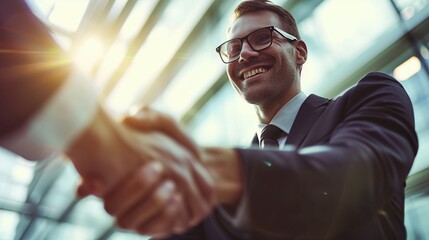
[155,222,204,240]
[0,0,70,136]
[235,74,418,238]
[0,0,97,160]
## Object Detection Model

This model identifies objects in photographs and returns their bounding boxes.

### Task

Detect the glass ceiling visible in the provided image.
[1,0,429,239]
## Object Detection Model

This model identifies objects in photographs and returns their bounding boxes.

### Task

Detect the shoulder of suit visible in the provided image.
[337,71,402,96]
[325,72,405,107]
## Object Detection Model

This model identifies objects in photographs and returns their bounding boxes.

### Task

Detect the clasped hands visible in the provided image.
[66,107,241,238]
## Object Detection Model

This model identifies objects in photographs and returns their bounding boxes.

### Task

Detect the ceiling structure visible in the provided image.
[1,0,429,239]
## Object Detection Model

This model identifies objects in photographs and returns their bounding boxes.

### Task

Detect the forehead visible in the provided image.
[228,10,282,38]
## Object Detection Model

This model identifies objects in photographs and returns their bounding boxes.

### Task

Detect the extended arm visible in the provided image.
[0,1,215,237]
[237,75,418,238]
[105,75,418,239]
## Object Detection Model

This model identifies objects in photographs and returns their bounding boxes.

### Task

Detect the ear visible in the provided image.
[295,40,307,66]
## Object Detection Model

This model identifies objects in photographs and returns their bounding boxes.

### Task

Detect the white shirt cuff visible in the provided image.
[0,68,97,160]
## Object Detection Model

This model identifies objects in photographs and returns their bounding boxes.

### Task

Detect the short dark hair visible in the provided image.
[231,0,301,39]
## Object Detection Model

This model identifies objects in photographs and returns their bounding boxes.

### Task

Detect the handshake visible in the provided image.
[65,106,243,238]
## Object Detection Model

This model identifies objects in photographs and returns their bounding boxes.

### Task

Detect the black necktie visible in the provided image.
[260,124,284,149]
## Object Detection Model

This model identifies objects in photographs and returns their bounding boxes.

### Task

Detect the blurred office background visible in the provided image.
[1,0,429,239]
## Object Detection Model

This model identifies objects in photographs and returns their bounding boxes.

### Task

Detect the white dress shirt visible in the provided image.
[256,91,308,148]
[0,68,97,160]
[220,91,308,232]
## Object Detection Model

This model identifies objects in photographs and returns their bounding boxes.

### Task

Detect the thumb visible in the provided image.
[123,107,201,158]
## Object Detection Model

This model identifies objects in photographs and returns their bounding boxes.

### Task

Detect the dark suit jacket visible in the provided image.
[0,2,418,239]
[165,72,418,240]
[0,0,70,136]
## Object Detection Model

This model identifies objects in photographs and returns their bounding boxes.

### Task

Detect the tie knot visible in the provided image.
[260,124,284,149]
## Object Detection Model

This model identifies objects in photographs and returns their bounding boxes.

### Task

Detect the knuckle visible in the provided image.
[104,202,116,216]
[116,217,131,229]
[153,186,171,205]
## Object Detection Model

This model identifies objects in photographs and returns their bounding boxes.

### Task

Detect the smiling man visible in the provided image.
[93,1,418,239]
[221,10,306,125]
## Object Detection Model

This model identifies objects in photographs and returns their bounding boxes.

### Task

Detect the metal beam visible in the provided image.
[133,0,225,106]
[100,1,171,101]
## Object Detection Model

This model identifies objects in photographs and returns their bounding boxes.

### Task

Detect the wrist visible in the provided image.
[200,147,243,206]
[65,108,142,190]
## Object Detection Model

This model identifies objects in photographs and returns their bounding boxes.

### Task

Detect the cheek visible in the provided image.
[226,64,235,81]
[278,51,295,72]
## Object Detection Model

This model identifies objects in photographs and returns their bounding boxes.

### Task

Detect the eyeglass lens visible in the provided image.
[220,27,272,63]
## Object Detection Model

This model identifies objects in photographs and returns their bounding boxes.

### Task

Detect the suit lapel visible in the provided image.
[286,94,329,146]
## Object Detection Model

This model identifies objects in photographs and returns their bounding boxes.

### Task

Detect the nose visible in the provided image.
[238,40,259,62]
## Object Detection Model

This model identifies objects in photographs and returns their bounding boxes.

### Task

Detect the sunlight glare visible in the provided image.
[72,37,105,72]
[48,0,89,32]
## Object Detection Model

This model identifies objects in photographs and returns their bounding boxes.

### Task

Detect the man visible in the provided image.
[0,0,215,237]
[101,0,419,239]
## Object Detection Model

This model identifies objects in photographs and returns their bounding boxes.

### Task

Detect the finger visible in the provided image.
[170,157,215,225]
[152,156,212,227]
[140,192,188,238]
[157,111,200,158]
[190,162,216,220]
[116,180,176,231]
[104,161,164,217]
[124,107,214,225]
[123,107,200,158]
[171,194,190,233]
[76,177,104,198]
[170,167,210,227]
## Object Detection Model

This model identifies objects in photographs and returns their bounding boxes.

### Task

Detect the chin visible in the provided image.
[242,93,262,105]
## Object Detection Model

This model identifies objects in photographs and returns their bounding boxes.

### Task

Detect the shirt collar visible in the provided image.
[257,92,307,139]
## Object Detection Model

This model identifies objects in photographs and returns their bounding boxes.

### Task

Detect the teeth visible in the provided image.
[243,68,267,79]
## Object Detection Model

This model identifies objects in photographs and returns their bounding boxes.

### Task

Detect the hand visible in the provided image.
[67,107,190,192]
[123,107,243,207]
[106,162,193,238]
[100,108,243,236]
[78,161,190,238]
[72,107,215,237]
[105,107,215,236]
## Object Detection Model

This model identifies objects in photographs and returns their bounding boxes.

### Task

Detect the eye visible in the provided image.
[251,33,272,46]
[226,40,241,56]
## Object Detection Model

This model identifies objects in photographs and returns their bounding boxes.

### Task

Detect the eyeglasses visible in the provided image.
[215,26,297,64]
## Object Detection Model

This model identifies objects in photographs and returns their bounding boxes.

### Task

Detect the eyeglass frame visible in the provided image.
[215,26,298,64]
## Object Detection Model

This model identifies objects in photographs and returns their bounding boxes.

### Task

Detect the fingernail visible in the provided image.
[160,181,174,195]
[144,162,163,180]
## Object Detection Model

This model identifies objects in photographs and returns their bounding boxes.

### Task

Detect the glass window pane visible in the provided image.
[0,149,36,203]
[393,0,429,21]
[299,0,400,94]
[46,222,99,240]
[109,231,151,240]
[29,0,90,32]
[107,0,215,114]
[188,84,258,146]
[0,210,20,239]
[38,161,78,219]
[67,196,114,230]
[405,195,429,239]
[382,41,429,175]
[397,67,429,174]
